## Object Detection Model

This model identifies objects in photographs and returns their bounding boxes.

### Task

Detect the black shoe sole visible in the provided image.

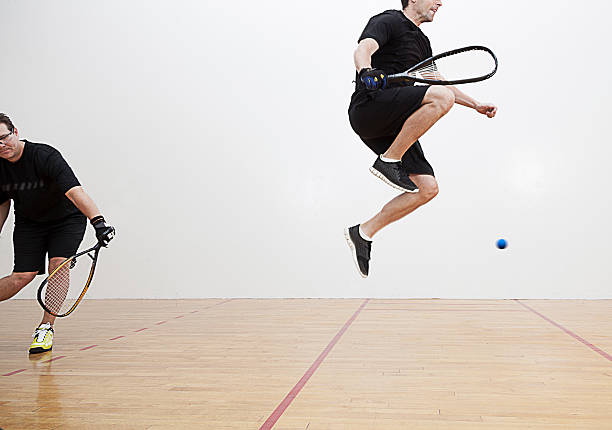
[369,166,419,193]
[28,346,52,354]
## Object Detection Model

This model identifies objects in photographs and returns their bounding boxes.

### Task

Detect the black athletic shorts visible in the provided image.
[348,84,435,177]
[13,213,87,274]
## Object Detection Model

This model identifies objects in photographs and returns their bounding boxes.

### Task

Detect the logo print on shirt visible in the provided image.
[1,180,46,192]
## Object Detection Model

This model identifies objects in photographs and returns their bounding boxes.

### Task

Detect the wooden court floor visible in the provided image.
[1,299,612,429]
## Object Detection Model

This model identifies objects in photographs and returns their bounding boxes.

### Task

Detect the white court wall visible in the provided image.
[1,0,611,298]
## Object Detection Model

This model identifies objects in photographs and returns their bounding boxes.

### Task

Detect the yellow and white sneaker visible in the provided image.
[29,323,54,354]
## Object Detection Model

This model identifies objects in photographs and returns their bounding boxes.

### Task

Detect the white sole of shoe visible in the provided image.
[344,227,368,279]
[369,167,420,193]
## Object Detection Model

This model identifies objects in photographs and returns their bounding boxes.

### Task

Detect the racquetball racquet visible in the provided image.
[37,243,103,317]
[388,45,498,86]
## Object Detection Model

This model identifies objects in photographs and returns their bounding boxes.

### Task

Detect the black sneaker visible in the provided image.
[344,225,372,278]
[369,156,419,193]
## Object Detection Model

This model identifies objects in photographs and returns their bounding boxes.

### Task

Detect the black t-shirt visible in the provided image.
[356,10,433,87]
[0,141,81,223]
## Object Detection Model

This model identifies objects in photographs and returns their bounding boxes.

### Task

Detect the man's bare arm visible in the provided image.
[426,67,497,117]
[449,86,497,118]
[354,38,380,72]
[429,68,497,118]
[66,186,116,246]
[65,186,102,221]
[0,200,10,234]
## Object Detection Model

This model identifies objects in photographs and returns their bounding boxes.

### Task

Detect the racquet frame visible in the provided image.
[37,243,102,317]
[387,45,498,86]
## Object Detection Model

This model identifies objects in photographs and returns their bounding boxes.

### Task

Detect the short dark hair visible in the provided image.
[401,0,410,9]
[0,113,15,132]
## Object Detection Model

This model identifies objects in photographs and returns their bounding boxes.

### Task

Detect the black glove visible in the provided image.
[91,215,115,247]
[358,68,387,90]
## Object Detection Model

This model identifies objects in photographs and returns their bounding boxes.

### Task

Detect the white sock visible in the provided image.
[359,226,373,241]
[380,155,401,163]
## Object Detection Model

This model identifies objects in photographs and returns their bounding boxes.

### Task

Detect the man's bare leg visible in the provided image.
[26,258,64,354]
[383,87,455,160]
[39,257,66,327]
[360,175,439,238]
[0,271,37,302]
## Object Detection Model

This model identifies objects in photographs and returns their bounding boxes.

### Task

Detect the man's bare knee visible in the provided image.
[11,272,37,289]
[424,87,455,114]
[411,175,439,203]
[48,257,67,272]
[419,183,439,202]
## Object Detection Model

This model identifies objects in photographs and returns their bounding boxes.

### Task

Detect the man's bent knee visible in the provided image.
[11,272,37,289]
[425,86,455,113]
[419,183,439,202]
[48,257,67,272]
[411,176,439,203]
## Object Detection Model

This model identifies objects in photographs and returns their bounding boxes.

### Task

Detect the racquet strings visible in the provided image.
[42,254,94,316]
[410,49,496,83]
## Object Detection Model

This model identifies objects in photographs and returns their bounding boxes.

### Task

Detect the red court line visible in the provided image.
[80,345,97,351]
[212,299,234,307]
[368,301,510,305]
[2,299,235,377]
[259,299,370,430]
[515,300,612,363]
[156,321,168,325]
[174,315,184,319]
[365,308,524,312]
[42,355,66,363]
[3,368,26,377]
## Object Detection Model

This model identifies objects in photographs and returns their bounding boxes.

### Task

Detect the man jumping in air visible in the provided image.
[345,0,497,277]
[0,113,115,353]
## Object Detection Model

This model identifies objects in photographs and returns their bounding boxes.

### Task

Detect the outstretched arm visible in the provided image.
[0,200,10,234]
[65,186,101,221]
[428,69,497,118]
[449,86,497,118]
[66,186,115,246]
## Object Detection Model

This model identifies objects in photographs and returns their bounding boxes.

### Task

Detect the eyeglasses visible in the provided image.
[0,131,13,143]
